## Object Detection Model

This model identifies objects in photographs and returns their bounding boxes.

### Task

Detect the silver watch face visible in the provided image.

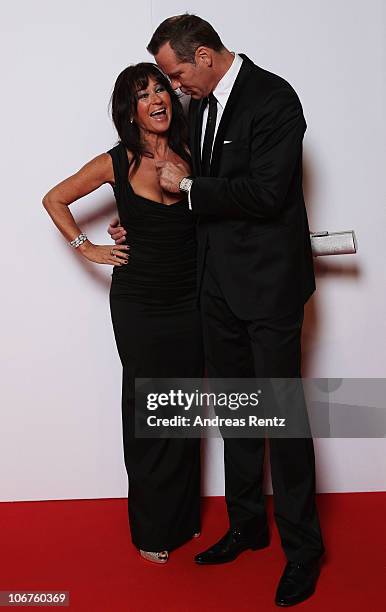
[180,178,192,192]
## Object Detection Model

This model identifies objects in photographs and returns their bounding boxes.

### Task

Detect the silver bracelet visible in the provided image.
[70,233,88,248]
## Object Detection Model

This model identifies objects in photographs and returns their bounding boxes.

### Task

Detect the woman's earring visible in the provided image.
[130,118,134,124]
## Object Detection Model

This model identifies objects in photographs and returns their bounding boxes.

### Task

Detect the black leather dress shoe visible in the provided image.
[275,559,321,607]
[195,525,269,565]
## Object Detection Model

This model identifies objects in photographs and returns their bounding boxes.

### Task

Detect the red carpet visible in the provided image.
[0,493,385,611]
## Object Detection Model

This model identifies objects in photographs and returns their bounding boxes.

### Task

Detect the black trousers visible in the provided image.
[109,291,203,552]
[200,247,324,563]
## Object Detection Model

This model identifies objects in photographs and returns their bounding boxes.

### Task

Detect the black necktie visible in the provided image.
[201,93,218,176]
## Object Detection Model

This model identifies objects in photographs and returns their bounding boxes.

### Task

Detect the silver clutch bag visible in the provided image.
[310,230,357,257]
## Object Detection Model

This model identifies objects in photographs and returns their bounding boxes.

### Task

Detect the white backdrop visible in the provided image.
[1,0,385,502]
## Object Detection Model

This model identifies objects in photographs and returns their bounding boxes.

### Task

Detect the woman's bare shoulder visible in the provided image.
[79,152,115,184]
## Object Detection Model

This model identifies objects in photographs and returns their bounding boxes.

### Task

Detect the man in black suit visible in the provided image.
[111,14,324,607]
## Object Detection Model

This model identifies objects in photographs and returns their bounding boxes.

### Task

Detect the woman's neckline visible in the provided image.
[130,188,186,208]
[123,144,187,208]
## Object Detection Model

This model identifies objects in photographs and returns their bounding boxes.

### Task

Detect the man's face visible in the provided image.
[155,42,212,99]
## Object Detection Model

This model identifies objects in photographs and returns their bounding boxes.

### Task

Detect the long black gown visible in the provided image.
[107,142,203,552]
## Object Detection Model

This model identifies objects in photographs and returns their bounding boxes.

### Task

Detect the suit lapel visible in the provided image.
[209,55,254,177]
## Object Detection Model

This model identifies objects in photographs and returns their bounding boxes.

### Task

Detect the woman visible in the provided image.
[43,63,203,563]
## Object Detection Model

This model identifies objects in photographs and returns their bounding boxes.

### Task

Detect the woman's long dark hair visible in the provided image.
[110,62,190,173]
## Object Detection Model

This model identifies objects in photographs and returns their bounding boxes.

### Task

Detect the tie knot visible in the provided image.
[203,93,217,110]
[208,93,217,106]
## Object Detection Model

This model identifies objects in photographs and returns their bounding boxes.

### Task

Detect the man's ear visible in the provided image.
[195,46,213,67]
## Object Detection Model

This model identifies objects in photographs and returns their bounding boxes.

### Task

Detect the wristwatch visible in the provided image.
[179,176,193,193]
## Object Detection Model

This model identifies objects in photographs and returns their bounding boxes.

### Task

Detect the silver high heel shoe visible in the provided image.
[139,532,200,563]
[139,549,168,564]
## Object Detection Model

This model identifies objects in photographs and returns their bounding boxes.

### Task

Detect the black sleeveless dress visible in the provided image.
[107,143,203,552]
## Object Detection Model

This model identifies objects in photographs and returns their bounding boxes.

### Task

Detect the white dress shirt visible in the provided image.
[187,53,244,209]
[200,52,243,156]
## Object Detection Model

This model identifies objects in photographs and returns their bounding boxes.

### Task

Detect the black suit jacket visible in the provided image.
[188,54,315,320]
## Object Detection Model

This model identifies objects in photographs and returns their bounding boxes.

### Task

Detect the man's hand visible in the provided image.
[108,216,127,244]
[156,161,187,194]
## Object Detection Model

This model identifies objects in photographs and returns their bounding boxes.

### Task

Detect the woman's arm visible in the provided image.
[42,153,129,266]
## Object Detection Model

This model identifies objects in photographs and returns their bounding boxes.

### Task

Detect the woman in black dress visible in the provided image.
[43,63,203,563]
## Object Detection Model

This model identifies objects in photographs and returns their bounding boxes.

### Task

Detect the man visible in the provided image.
[109,14,324,607]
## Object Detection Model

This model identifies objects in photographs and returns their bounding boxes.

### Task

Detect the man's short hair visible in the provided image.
[147,14,225,63]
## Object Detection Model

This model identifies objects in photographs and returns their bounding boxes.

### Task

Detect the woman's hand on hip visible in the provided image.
[79,241,129,266]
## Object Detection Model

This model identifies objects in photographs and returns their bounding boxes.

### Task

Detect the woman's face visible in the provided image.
[134,77,172,134]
